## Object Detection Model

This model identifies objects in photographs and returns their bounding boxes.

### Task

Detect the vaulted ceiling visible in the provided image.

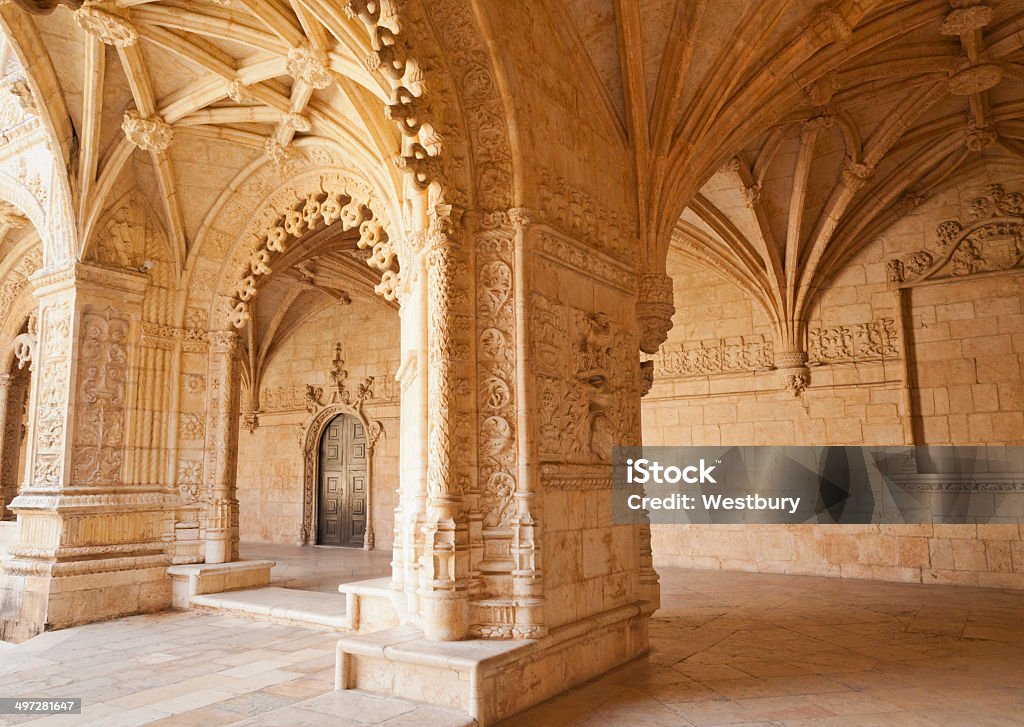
[2,0,1024,351]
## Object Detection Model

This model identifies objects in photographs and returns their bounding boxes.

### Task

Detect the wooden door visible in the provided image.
[317,414,367,547]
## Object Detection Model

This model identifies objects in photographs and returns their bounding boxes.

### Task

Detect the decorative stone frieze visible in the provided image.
[807,318,899,364]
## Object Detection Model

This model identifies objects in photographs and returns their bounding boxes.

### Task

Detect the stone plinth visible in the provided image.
[337,577,405,633]
[336,603,649,726]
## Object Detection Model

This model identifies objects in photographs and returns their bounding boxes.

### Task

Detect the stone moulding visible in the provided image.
[540,464,611,491]
[533,228,637,294]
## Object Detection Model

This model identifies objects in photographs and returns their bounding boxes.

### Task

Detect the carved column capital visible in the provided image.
[636,273,675,354]
[206,330,238,355]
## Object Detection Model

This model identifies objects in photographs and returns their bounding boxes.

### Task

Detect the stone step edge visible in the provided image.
[190,588,352,632]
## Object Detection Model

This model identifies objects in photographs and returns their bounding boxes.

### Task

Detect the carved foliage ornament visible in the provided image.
[477,240,516,526]
[75,1,137,47]
[286,43,333,89]
[122,110,173,153]
[651,336,774,379]
[807,318,898,364]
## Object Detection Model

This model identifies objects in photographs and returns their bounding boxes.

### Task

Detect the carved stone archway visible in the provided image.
[299,343,384,549]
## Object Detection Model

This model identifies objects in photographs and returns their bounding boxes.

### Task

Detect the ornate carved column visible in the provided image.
[417,206,470,641]
[636,272,675,354]
[0,263,171,642]
[203,331,241,564]
[0,374,15,519]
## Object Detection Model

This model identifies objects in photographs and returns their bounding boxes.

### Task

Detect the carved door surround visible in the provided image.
[300,343,383,549]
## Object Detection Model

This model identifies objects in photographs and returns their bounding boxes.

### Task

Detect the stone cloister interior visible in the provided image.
[0,0,1022,724]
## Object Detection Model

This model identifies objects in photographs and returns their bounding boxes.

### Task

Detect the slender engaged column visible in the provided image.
[203,331,241,564]
[0,373,14,519]
[418,222,470,641]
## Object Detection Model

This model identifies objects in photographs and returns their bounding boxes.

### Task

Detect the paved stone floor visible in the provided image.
[1,559,1022,726]
[241,543,391,593]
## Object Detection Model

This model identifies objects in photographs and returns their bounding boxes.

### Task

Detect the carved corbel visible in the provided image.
[241,409,259,434]
[636,273,675,354]
[774,350,810,398]
[639,360,654,397]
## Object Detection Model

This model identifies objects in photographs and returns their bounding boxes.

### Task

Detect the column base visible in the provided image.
[0,558,170,643]
[336,602,649,726]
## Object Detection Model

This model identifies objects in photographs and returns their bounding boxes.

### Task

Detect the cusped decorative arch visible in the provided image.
[224,172,398,328]
[298,344,384,549]
[183,160,403,334]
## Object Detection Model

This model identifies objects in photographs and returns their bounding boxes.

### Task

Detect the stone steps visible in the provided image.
[190,586,353,631]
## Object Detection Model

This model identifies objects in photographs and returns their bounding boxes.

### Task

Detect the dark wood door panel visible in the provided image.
[318,413,369,548]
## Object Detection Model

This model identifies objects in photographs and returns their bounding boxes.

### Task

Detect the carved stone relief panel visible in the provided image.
[70,308,130,485]
[889,184,1024,286]
[651,336,775,379]
[31,304,71,486]
[476,237,517,533]
[532,293,638,464]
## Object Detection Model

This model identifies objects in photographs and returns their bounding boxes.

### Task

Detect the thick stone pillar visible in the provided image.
[202,331,241,564]
[337,212,658,723]
[0,263,171,642]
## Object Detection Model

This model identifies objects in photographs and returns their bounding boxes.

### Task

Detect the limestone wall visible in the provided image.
[644,175,1024,588]
[236,298,401,549]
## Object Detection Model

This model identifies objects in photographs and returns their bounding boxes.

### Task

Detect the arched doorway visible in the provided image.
[317,413,368,547]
